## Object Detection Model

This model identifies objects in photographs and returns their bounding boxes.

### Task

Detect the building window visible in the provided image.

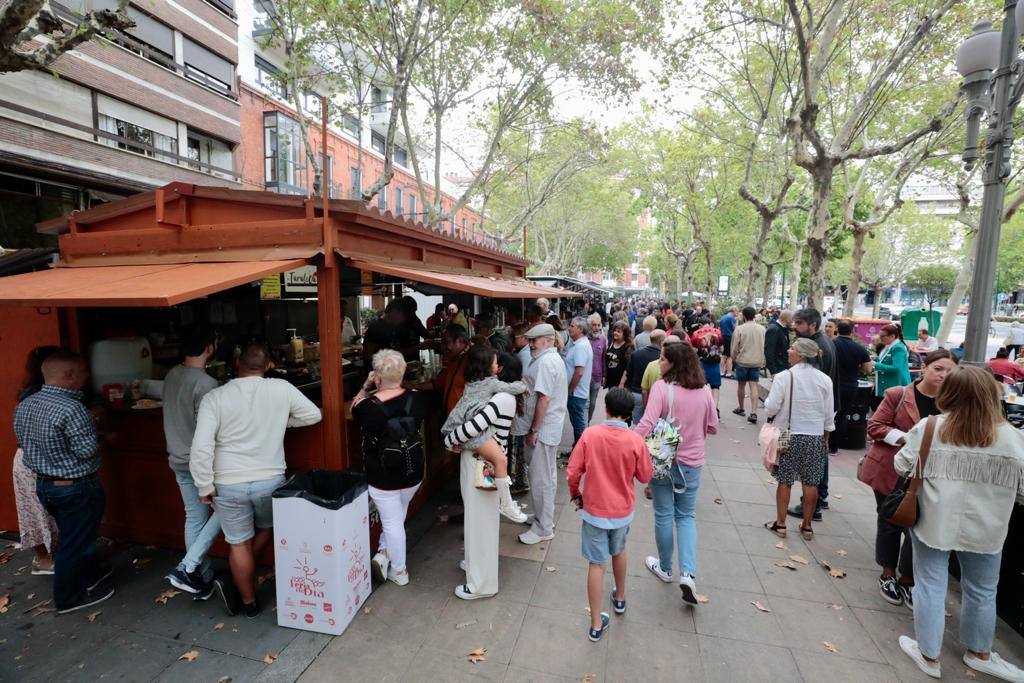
[394,187,403,214]
[253,0,274,34]
[462,217,467,236]
[99,114,177,159]
[371,86,386,114]
[186,131,232,177]
[256,57,287,99]
[395,145,408,167]
[341,113,360,138]
[183,38,234,96]
[371,131,386,155]
[376,186,387,211]
[264,111,306,194]
[407,193,416,218]
[302,91,322,118]
[326,154,333,197]
[350,166,361,199]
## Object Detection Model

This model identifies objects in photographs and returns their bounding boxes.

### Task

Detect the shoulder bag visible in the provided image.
[880,415,937,528]
[759,372,794,471]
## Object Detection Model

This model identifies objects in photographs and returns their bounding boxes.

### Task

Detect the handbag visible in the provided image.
[880,415,937,527]
[645,384,681,482]
[777,372,794,455]
[760,373,794,472]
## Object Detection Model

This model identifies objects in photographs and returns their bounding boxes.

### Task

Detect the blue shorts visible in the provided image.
[212,475,285,544]
[735,366,761,382]
[581,520,630,564]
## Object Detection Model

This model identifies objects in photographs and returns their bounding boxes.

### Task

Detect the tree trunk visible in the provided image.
[935,231,977,346]
[675,257,685,299]
[805,172,833,310]
[844,228,868,317]
[789,242,804,310]
[744,214,773,304]
[761,263,775,309]
[872,285,882,319]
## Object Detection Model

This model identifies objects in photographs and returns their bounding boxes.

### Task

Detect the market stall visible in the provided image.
[0,182,577,549]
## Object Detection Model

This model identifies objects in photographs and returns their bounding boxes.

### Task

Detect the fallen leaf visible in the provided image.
[213,622,224,631]
[696,594,710,604]
[0,639,6,645]
[262,652,278,665]
[583,675,596,683]
[788,554,809,565]
[31,607,55,617]
[544,566,557,572]
[823,641,839,653]
[154,589,181,605]
[834,494,843,500]
[775,541,788,551]
[773,561,798,571]
[256,572,275,586]
[437,513,451,523]
[467,646,487,664]
[751,600,771,613]
[362,607,373,615]
[218,678,233,683]
[966,669,977,678]
[86,610,101,622]
[0,553,11,564]
[819,561,847,579]
[0,594,10,614]
[26,593,35,600]
[837,549,848,557]
[22,598,51,614]
[455,620,478,630]
[713,497,723,505]
[732,439,742,444]
[133,557,152,568]
[178,650,200,662]
[828,603,844,610]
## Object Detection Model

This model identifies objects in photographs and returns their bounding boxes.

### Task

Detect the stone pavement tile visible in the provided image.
[496,556,543,604]
[696,548,764,594]
[790,650,900,683]
[698,634,801,683]
[735,522,812,558]
[407,537,466,591]
[502,665,579,682]
[404,646,507,682]
[421,598,528,665]
[819,489,876,516]
[749,552,845,604]
[691,589,785,646]
[830,566,911,615]
[544,530,587,570]
[498,521,551,562]
[155,648,268,683]
[617,570,697,633]
[837,512,880,547]
[555,502,581,533]
[695,494,733,524]
[719,481,777,506]
[723,500,780,528]
[605,619,702,682]
[348,583,451,645]
[825,475,876,498]
[808,511,860,540]
[254,630,332,683]
[851,606,980,682]
[298,626,417,682]
[804,531,879,572]
[696,520,746,554]
[770,595,887,664]
[529,561,598,614]
[510,605,607,681]
[709,464,766,485]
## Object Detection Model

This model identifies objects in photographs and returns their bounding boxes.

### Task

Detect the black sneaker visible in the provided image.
[898,583,914,610]
[818,500,830,510]
[167,567,207,594]
[787,504,822,522]
[213,575,240,616]
[879,576,903,606]
[57,585,115,614]
[242,600,260,619]
[193,580,216,601]
[86,564,114,592]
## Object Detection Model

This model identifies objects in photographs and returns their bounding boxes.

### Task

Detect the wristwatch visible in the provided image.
[529,428,539,435]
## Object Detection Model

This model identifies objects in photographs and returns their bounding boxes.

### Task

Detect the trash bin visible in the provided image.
[272,470,370,636]
[840,380,873,450]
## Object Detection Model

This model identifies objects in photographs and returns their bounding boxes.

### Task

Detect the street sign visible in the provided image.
[717,275,729,296]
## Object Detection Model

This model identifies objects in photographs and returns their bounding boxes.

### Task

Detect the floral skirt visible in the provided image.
[13,449,58,551]
[772,434,826,487]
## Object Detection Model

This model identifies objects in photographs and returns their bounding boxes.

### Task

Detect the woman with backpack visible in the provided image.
[352,350,427,587]
[690,315,723,414]
[634,343,718,605]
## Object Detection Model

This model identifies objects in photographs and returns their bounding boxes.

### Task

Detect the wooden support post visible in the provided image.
[317,258,347,468]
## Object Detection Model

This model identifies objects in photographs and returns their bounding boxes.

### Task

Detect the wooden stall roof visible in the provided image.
[349,259,581,299]
[0,259,308,307]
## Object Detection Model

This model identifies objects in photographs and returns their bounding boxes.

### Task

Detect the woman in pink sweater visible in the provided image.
[634,343,719,605]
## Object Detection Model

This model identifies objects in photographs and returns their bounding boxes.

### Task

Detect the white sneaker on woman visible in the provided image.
[679,573,698,605]
[899,635,941,679]
[371,552,389,583]
[500,500,528,523]
[386,568,409,586]
[645,556,672,583]
[964,651,1024,682]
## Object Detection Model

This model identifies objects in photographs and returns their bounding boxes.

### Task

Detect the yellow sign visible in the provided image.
[260,276,282,300]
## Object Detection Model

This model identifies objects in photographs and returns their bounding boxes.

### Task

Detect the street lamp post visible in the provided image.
[956,1,1024,365]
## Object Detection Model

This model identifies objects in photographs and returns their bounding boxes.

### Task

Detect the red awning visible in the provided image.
[349,259,580,298]
[0,259,309,307]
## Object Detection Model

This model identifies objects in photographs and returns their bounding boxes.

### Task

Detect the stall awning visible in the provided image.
[0,259,308,307]
[349,259,579,298]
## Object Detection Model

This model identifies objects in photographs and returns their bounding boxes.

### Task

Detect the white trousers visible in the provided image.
[460,449,499,596]
[368,483,421,573]
[525,440,559,537]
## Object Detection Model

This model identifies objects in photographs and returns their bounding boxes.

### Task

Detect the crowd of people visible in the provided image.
[8,293,1024,677]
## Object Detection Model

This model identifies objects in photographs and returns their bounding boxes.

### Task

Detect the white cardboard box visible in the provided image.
[273,489,371,636]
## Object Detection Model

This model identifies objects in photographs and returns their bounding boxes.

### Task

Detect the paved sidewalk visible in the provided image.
[2,385,1022,681]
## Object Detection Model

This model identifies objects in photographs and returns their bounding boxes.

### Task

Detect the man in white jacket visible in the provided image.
[190,342,322,617]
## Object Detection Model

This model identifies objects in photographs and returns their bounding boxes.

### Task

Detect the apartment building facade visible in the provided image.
[0,0,243,247]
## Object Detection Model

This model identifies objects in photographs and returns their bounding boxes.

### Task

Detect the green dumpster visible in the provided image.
[900,308,941,336]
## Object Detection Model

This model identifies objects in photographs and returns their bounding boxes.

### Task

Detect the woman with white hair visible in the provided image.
[352,350,426,586]
[763,338,835,541]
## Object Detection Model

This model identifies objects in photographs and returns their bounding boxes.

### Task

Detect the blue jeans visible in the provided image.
[567,395,588,445]
[649,464,702,577]
[911,531,1001,660]
[631,391,645,427]
[36,474,106,609]
[172,466,221,582]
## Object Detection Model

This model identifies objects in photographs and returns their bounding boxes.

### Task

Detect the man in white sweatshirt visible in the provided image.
[190,342,322,617]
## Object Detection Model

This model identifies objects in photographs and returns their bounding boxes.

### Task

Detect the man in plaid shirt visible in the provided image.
[14,351,113,613]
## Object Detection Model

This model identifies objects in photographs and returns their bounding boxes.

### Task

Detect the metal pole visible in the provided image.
[781,263,787,309]
[964,0,1019,365]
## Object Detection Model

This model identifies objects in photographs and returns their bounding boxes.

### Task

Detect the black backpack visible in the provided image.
[366,393,423,477]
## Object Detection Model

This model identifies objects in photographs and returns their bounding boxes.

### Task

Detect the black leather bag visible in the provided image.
[879,416,936,527]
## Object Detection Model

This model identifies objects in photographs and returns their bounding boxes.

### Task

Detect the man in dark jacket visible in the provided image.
[764,310,793,376]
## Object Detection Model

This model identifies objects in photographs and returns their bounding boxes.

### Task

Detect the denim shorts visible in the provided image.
[735,365,761,382]
[581,520,630,564]
[212,475,285,544]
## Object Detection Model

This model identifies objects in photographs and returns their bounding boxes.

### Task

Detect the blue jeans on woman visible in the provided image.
[649,463,702,577]
[911,530,1001,660]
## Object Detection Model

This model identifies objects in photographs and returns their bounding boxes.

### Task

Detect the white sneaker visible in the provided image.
[459,559,467,572]
[645,556,672,583]
[518,530,554,545]
[679,573,698,605]
[386,568,409,586]
[964,651,1024,683]
[500,500,529,523]
[371,552,389,583]
[899,635,941,679]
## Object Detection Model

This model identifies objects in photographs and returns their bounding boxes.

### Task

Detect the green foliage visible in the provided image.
[906,264,958,306]
[997,213,1024,294]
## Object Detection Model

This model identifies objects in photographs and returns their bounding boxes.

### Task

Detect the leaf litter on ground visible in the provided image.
[256,572,274,585]
[773,561,798,571]
[751,601,771,613]
[178,650,199,662]
[788,554,809,565]
[467,647,487,664]
[86,610,101,622]
[0,594,10,613]
[455,620,478,630]
[775,541,788,551]
[820,561,847,579]
[823,642,839,653]
[262,652,278,665]
[155,589,181,605]
[696,594,710,604]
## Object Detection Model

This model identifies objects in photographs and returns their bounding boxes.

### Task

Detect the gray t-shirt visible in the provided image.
[513,348,567,445]
[162,365,218,468]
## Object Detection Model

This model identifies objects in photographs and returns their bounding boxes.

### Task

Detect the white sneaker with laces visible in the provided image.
[899,635,941,679]
[679,573,698,604]
[386,568,409,586]
[500,500,529,523]
[459,559,467,572]
[644,556,672,583]
[371,552,389,583]
[964,651,1024,683]
[518,529,554,545]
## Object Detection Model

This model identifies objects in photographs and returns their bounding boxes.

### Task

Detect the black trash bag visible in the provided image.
[272,470,368,510]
